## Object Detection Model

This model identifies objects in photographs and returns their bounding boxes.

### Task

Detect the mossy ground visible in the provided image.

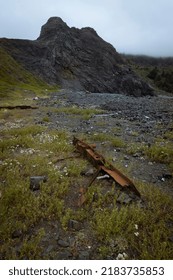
[0,105,173,260]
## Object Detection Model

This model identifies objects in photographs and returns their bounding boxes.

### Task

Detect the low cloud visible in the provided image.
[0,0,172,57]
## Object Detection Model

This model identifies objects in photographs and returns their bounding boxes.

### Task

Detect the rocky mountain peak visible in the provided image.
[0,17,155,96]
[38,17,69,40]
[81,27,99,36]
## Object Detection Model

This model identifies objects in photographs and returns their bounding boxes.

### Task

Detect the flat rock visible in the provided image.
[30,176,47,191]
[12,230,23,239]
[78,251,90,260]
[58,240,70,248]
[117,192,133,204]
[68,220,82,231]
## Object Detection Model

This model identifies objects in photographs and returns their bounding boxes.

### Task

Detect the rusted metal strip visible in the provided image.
[87,168,101,188]
[0,105,38,110]
[100,165,140,197]
[77,169,101,207]
[73,137,140,202]
[73,137,105,167]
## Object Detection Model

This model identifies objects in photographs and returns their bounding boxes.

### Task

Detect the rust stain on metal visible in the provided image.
[73,137,140,205]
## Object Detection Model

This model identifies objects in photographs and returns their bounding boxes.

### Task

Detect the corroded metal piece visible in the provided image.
[73,137,140,205]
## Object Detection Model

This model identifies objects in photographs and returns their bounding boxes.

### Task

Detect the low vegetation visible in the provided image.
[0,107,173,260]
[126,134,173,172]
[54,106,104,120]
[90,181,173,259]
[89,132,126,148]
[0,122,77,259]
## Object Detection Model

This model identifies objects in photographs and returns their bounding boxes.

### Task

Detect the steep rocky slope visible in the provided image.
[0,17,154,96]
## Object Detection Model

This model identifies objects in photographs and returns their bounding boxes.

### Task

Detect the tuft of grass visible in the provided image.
[144,140,173,171]
[126,142,147,155]
[42,116,51,122]
[90,132,125,148]
[127,137,173,172]
[145,145,173,163]
[54,106,104,120]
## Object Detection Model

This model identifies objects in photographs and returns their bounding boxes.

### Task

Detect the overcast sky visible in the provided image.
[0,0,173,57]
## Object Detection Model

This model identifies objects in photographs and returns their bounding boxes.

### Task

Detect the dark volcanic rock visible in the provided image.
[30,176,47,191]
[0,17,154,96]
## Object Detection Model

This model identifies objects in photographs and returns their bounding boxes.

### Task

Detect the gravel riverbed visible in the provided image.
[37,90,173,195]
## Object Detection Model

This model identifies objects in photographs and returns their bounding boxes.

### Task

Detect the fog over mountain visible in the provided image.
[0,0,173,57]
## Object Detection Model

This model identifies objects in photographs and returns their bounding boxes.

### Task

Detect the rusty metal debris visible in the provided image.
[73,137,140,206]
[0,105,38,110]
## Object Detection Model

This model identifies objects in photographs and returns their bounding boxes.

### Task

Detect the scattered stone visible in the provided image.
[134,224,139,230]
[57,250,73,259]
[81,168,95,176]
[114,148,121,152]
[124,155,130,160]
[12,229,22,239]
[116,252,128,260]
[45,245,54,254]
[162,173,172,180]
[112,157,117,162]
[54,233,60,241]
[30,176,47,191]
[78,251,90,260]
[117,193,132,204]
[68,220,82,231]
[58,240,69,248]
[132,153,140,158]
[162,178,165,182]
